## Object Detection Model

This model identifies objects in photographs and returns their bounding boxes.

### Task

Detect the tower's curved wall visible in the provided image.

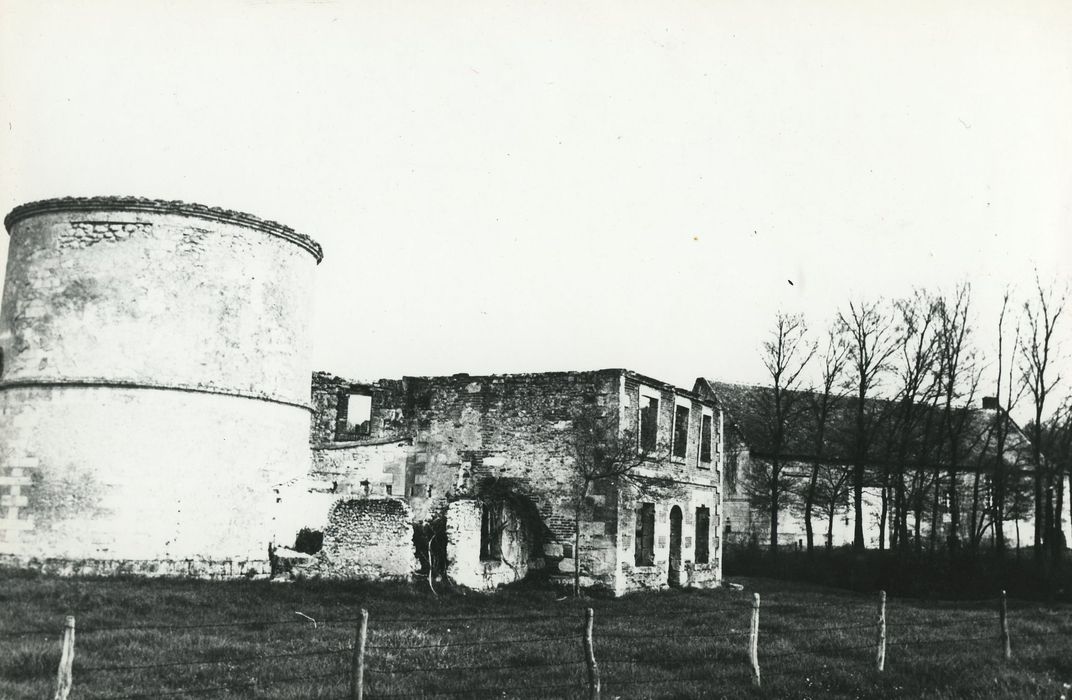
[0,197,322,571]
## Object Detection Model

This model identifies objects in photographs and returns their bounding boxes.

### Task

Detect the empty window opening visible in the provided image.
[639,396,659,452]
[360,480,370,496]
[480,503,503,560]
[673,405,690,458]
[700,414,713,464]
[293,528,323,555]
[634,502,655,566]
[338,391,372,439]
[695,506,710,564]
[384,484,392,496]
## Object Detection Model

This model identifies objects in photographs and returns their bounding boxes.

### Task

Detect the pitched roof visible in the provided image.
[696,378,1036,472]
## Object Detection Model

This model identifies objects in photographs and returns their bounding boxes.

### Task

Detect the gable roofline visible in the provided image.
[695,377,1038,473]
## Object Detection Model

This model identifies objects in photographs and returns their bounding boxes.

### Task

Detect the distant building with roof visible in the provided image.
[694,379,1070,550]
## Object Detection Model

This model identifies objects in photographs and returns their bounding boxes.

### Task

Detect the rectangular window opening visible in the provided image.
[695,506,710,564]
[673,405,690,459]
[639,396,659,452]
[634,502,655,566]
[338,391,372,440]
[480,503,503,561]
[700,413,713,464]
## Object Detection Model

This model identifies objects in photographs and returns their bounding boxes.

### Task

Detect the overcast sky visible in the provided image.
[1,1,1069,414]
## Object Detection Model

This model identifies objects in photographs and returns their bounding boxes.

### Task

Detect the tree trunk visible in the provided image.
[994,462,1006,554]
[804,463,819,555]
[573,481,590,597]
[770,467,780,553]
[878,479,888,551]
[895,472,909,551]
[826,505,836,551]
[913,499,923,554]
[969,471,982,552]
[1055,469,1067,555]
[929,470,941,553]
[853,464,865,551]
[948,468,961,550]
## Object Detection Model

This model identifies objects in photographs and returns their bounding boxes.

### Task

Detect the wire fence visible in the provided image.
[6,589,1071,700]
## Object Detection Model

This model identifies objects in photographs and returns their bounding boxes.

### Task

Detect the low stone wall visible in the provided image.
[0,554,271,579]
[297,498,417,580]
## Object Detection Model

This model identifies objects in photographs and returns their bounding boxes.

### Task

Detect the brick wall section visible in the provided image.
[297,498,417,580]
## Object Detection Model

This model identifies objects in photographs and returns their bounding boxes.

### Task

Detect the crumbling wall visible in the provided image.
[299,498,416,580]
[310,373,408,445]
[403,371,624,587]
[446,499,530,590]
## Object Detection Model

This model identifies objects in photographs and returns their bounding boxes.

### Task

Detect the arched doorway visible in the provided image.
[668,506,683,587]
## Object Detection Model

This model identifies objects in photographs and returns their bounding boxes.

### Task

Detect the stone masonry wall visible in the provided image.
[305,369,723,594]
[615,375,722,594]
[0,199,319,574]
[298,498,417,580]
[401,370,623,589]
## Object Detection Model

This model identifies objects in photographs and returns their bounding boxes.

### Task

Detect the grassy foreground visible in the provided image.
[0,571,1070,699]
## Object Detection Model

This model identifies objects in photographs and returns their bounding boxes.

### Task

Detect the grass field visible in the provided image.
[1,571,1070,699]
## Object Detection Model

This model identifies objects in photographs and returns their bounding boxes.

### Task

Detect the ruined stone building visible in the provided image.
[293,370,724,595]
[0,196,725,594]
[697,379,1072,550]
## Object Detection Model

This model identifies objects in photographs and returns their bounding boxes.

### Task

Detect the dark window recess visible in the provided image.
[293,528,323,555]
[634,503,655,566]
[639,396,659,452]
[426,485,433,498]
[360,480,370,496]
[673,405,690,458]
[700,414,713,463]
[385,484,392,496]
[480,503,503,560]
[695,507,710,564]
[337,391,372,440]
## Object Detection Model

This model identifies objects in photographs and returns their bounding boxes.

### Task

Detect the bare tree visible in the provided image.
[1019,273,1067,557]
[886,290,941,552]
[988,289,1026,553]
[757,312,816,552]
[931,284,982,551]
[1036,397,1072,553]
[570,411,668,596]
[802,327,848,554]
[814,463,852,549]
[838,299,899,551]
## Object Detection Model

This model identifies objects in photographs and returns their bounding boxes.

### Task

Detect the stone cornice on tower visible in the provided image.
[4,196,324,263]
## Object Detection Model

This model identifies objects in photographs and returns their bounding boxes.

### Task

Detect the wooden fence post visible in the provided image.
[999,590,1012,661]
[351,609,368,700]
[584,607,600,700]
[52,615,75,700]
[749,593,761,688]
[875,590,886,672]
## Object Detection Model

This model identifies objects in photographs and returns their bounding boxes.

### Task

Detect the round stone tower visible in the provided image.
[0,197,322,576]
